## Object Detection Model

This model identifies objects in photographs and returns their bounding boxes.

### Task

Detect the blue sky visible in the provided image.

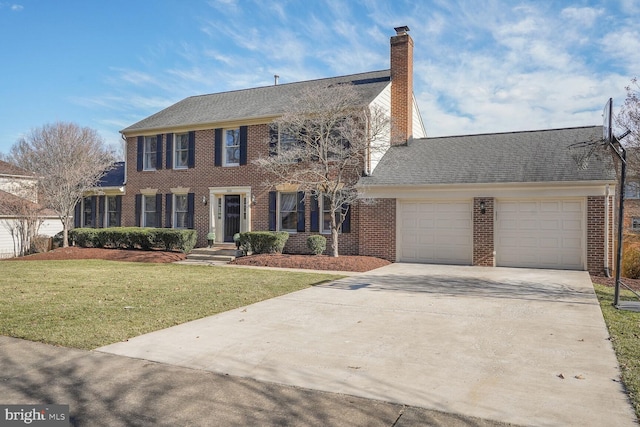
[0,0,638,155]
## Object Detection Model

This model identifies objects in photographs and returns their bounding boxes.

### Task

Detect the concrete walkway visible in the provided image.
[98,263,637,426]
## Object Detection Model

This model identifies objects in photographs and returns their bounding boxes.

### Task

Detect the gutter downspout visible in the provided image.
[605,184,611,277]
[121,133,127,185]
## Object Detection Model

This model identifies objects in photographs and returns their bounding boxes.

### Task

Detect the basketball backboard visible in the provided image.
[603,97,613,143]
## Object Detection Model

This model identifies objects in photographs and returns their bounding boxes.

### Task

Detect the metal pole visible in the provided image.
[614,143,626,307]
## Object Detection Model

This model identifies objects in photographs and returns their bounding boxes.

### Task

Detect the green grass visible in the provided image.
[0,260,343,350]
[593,283,640,420]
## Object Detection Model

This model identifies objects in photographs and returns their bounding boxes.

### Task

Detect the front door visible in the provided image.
[224,195,241,242]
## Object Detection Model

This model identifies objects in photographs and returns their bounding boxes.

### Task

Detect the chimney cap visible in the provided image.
[394,26,410,35]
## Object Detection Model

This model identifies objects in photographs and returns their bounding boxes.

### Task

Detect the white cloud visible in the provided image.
[560,7,603,27]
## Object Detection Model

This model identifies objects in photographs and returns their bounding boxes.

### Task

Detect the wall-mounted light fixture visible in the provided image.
[202,196,207,206]
[251,194,256,205]
[479,201,486,214]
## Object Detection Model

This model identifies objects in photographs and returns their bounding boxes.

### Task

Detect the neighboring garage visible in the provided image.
[398,200,472,265]
[495,199,584,270]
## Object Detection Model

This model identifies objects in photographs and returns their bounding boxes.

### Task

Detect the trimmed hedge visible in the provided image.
[238,231,289,254]
[69,227,197,254]
[307,235,326,255]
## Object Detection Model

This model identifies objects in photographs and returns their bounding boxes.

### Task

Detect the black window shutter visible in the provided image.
[165,193,172,228]
[310,194,319,232]
[297,191,305,232]
[74,201,81,228]
[134,194,142,227]
[165,133,173,169]
[136,136,144,171]
[187,193,195,229]
[115,195,122,227]
[269,125,278,156]
[214,128,222,166]
[341,204,351,233]
[156,134,163,170]
[98,196,105,228]
[155,194,162,228]
[268,191,276,231]
[239,126,248,165]
[188,131,195,168]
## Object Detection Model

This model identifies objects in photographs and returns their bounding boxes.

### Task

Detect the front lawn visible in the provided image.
[0,260,343,349]
[593,283,640,420]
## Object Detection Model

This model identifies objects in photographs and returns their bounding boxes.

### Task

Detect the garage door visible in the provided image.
[398,200,472,265]
[496,199,584,270]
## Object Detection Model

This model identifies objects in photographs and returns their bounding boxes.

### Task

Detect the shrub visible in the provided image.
[622,246,640,279]
[238,231,289,254]
[31,235,52,254]
[69,227,197,253]
[307,235,326,255]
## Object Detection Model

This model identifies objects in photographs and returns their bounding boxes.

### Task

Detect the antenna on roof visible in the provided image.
[274,75,279,85]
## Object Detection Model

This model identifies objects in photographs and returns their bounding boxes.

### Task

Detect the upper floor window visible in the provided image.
[633,217,640,231]
[174,133,189,169]
[224,128,240,166]
[625,181,640,199]
[144,136,158,170]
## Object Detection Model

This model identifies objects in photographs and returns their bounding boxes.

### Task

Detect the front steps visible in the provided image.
[178,244,243,265]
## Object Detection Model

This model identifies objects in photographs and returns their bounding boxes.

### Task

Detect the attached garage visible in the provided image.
[495,199,584,270]
[398,200,472,265]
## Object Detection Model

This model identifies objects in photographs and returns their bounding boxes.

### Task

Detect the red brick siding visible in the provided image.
[358,199,396,261]
[587,196,613,275]
[124,124,361,253]
[473,197,494,267]
[390,33,413,145]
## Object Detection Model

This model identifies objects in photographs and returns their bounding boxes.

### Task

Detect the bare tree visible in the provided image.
[255,83,390,257]
[7,122,115,247]
[616,78,640,171]
[0,187,44,257]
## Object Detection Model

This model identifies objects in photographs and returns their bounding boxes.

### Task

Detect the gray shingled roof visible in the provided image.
[122,70,391,134]
[361,126,616,186]
[97,162,125,187]
[0,160,32,177]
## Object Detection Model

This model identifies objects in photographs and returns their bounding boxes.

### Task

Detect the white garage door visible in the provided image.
[398,200,472,265]
[496,199,584,270]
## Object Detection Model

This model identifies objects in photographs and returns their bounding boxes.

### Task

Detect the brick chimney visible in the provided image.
[390,25,413,145]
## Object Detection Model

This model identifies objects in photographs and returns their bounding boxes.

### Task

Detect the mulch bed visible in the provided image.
[591,275,640,292]
[229,253,391,272]
[5,247,187,263]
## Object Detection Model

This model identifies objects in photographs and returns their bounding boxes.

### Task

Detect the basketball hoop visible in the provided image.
[569,142,597,170]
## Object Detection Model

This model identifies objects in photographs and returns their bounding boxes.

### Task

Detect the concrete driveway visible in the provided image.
[98,263,637,426]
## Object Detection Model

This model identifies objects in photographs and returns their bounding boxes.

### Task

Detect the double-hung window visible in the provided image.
[279,192,298,232]
[174,133,189,169]
[224,128,240,166]
[143,195,157,227]
[279,131,297,154]
[82,197,94,227]
[143,136,158,170]
[633,218,640,231]
[174,194,188,229]
[106,196,118,227]
[625,182,640,199]
[321,195,334,233]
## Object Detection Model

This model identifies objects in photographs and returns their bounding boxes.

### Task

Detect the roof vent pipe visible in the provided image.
[274,75,279,85]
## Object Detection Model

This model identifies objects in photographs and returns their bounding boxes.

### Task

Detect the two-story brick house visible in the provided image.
[119,27,424,255]
[115,26,617,274]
